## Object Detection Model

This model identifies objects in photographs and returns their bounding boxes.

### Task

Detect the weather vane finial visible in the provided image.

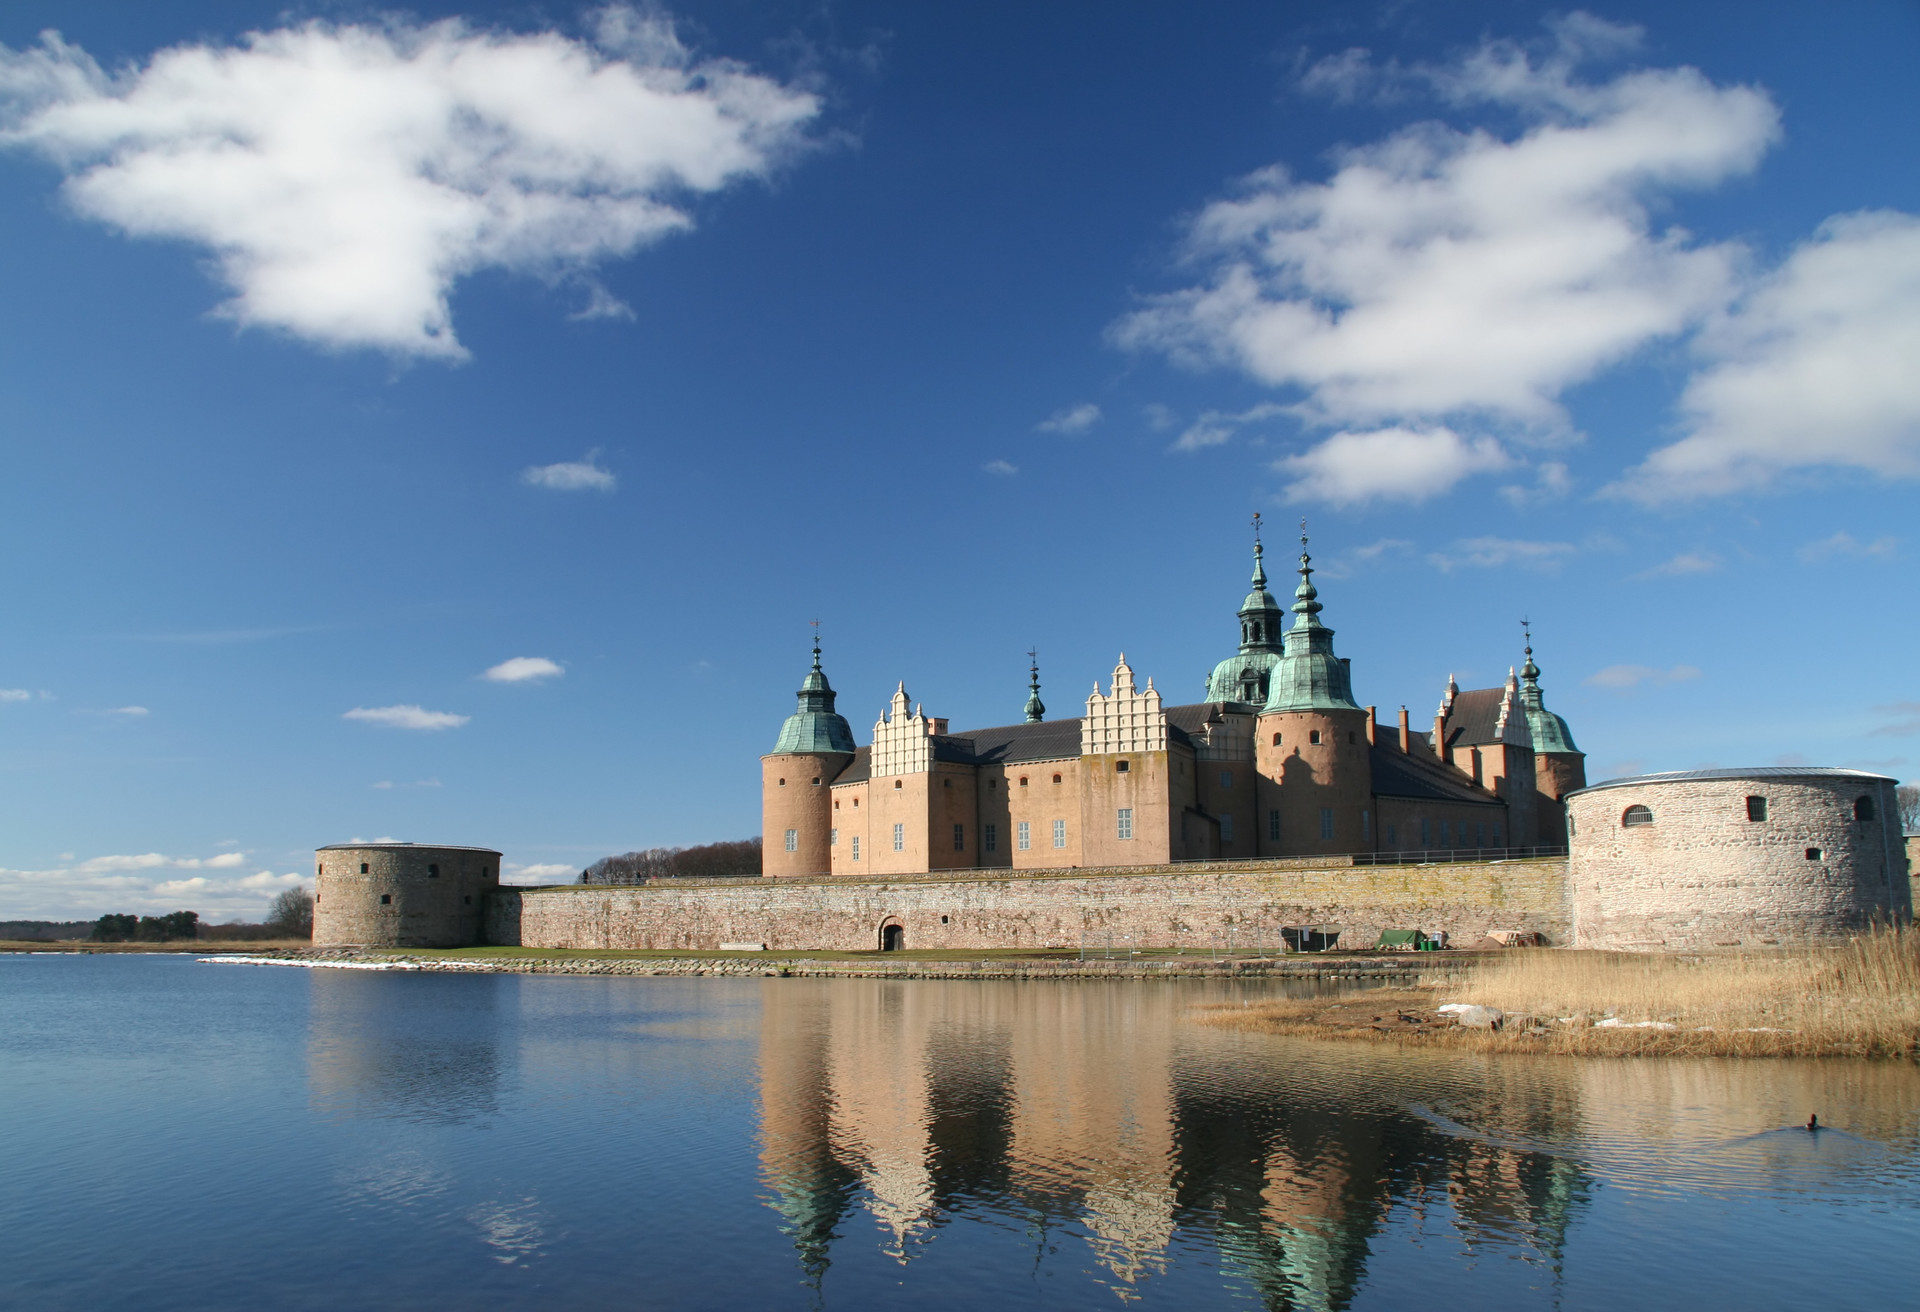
[1521,616,1533,655]
[1252,510,1262,543]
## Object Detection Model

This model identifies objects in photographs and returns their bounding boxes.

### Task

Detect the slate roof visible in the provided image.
[1368,745,1505,806]
[1570,766,1896,796]
[1438,687,1516,749]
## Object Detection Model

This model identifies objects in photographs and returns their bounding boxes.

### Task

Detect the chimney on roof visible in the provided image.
[1398,706,1412,753]
[1366,705,1377,746]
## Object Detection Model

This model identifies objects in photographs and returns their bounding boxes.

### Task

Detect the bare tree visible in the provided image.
[266,886,314,938]
[1898,783,1920,834]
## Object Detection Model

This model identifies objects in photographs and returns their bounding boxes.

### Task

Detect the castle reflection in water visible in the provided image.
[755,980,1585,1308]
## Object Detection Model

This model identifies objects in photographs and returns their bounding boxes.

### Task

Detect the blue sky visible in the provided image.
[1,1,1915,919]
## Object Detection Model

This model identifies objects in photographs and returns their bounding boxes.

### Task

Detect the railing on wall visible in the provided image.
[1354,845,1568,866]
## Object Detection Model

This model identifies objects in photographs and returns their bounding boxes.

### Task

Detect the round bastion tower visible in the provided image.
[762,638,856,877]
[1254,527,1373,856]
[313,842,501,948]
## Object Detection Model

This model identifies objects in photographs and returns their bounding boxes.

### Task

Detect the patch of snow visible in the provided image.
[1594,1018,1678,1030]
[198,955,422,971]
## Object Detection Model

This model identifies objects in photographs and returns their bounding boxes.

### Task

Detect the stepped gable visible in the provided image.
[1433,686,1528,750]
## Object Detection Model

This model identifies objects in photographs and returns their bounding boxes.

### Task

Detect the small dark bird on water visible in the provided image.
[1807,1114,1819,1132]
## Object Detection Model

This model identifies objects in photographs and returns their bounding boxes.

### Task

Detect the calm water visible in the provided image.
[2,956,1917,1310]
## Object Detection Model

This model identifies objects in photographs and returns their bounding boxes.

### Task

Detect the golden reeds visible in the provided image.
[1207,924,1920,1059]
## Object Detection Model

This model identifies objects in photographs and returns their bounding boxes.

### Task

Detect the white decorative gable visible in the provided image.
[1082,655,1167,755]
[871,683,935,777]
[1492,668,1531,747]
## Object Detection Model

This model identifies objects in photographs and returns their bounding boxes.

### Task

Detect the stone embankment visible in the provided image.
[276,947,1455,982]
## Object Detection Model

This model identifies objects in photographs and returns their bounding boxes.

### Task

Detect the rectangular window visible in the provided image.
[1017,821,1031,851]
[1220,813,1234,842]
[851,836,860,861]
[1269,810,1281,841]
[953,823,965,851]
[784,829,798,852]
[1747,795,1768,821]
[1420,817,1431,847]
[1117,808,1134,840]
[830,828,838,846]
[1219,771,1232,789]
[1441,821,1453,847]
[1363,810,1372,842]
[984,823,997,852]
[1053,819,1066,849]
[1476,821,1486,847]
[892,822,904,852]
[1319,808,1334,840]
[1387,822,1397,847]
[1492,823,1502,846]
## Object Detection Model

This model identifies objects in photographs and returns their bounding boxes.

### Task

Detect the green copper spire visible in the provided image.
[1518,620,1579,753]
[771,627,856,755]
[1261,521,1361,713]
[1023,649,1046,723]
[1206,512,1287,703]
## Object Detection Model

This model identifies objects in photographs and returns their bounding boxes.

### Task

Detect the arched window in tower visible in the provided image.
[1855,795,1877,821]
[1622,804,1654,827]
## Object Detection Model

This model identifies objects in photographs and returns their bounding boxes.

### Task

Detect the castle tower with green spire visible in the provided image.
[1518,623,1586,843]
[1253,523,1374,856]
[762,634,856,877]
[1205,514,1287,705]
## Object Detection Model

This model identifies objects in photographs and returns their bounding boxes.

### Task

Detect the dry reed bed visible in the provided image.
[1207,925,1920,1059]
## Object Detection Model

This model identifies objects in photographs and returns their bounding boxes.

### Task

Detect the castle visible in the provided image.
[762,526,1586,878]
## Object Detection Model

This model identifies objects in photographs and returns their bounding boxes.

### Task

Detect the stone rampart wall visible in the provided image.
[484,857,1570,952]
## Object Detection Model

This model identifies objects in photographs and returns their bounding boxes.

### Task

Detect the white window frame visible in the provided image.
[1117,808,1134,840]
[1052,819,1066,849]
[892,822,905,852]
[784,828,798,852]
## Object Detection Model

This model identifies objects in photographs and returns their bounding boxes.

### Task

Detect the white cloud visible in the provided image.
[344,704,469,731]
[105,705,149,716]
[1275,425,1510,504]
[1798,532,1897,563]
[1036,403,1101,434]
[1585,663,1702,689]
[1613,212,1920,501]
[484,656,564,683]
[982,459,1018,476]
[0,688,30,702]
[0,849,302,920]
[521,454,616,491]
[1171,402,1286,453]
[1633,550,1722,579]
[1870,702,1920,738]
[0,10,820,358]
[1498,460,1572,507]
[372,778,441,790]
[1427,536,1575,572]
[508,862,576,880]
[1114,26,1777,493]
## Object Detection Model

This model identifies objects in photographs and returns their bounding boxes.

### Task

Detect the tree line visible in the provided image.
[579,837,762,884]
[86,887,314,942]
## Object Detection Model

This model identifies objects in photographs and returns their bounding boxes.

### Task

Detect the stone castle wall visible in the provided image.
[1568,776,1909,951]
[484,856,1570,952]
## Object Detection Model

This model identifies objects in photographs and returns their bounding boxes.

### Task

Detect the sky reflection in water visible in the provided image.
[1,954,1915,1310]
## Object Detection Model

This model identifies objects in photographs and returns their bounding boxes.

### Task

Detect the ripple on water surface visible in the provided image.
[0,955,1916,1311]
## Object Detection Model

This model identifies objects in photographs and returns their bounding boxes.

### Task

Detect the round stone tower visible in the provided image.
[762,638,856,877]
[1567,768,1910,950]
[313,842,501,948]
[1254,526,1373,856]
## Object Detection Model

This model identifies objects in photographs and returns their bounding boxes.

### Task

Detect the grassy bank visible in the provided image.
[1207,925,1920,1059]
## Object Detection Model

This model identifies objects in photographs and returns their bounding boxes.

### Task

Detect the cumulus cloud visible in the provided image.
[1114,33,1775,440]
[0,849,303,919]
[1426,537,1574,572]
[483,656,564,683]
[1798,532,1897,563]
[508,862,577,881]
[1276,425,1510,504]
[1633,550,1722,579]
[983,459,1018,476]
[522,454,616,491]
[1613,212,1920,501]
[0,688,30,702]
[344,704,469,730]
[1585,663,1701,690]
[1170,402,1286,453]
[0,10,820,358]
[1498,460,1572,507]
[104,705,150,717]
[1036,403,1101,434]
